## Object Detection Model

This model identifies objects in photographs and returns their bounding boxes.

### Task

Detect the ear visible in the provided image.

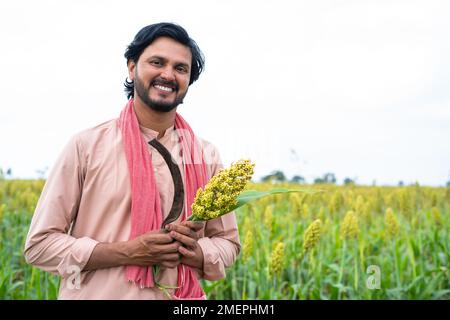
[127,60,136,81]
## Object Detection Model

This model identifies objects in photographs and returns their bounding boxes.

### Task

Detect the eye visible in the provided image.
[150,60,162,66]
[176,65,188,73]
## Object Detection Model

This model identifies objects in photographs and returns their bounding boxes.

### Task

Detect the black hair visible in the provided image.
[124,22,205,99]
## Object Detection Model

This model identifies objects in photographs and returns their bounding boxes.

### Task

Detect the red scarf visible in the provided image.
[118,99,208,299]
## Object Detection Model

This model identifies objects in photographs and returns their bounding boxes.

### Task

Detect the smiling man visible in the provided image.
[131,37,191,113]
[24,23,240,300]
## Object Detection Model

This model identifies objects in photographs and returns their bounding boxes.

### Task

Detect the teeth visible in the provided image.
[154,85,173,92]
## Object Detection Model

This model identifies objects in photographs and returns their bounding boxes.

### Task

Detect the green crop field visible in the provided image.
[0,179,448,299]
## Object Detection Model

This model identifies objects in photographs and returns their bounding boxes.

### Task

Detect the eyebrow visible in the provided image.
[148,55,190,68]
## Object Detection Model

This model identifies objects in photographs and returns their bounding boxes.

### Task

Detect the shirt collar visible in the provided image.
[139,124,175,141]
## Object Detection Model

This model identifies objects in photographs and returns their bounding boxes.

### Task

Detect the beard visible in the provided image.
[134,74,187,113]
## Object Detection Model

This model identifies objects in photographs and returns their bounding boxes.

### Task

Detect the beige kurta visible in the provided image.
[24,118,240,299]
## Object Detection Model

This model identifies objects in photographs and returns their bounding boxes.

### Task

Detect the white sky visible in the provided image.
[0,0,449,186]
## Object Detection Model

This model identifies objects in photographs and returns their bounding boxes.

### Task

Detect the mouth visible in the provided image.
[153,84,174,93]
[151,81,178,94]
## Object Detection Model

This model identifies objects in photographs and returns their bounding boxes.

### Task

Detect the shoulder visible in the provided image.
[70,118,119,149]
[74,119,118,142]
[60,118,121,166]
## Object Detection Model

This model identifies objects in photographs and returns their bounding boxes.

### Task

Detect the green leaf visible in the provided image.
[230,188,321,211]
[432,289,450,300]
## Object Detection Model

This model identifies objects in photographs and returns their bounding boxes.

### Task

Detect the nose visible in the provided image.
[160,66,176,82]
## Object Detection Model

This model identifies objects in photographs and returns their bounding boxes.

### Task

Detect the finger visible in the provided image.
[166,224,197,239]
[159,253,181,268]
[141,233,174,245]
[157,241,181,253]
[181,221,204,232]
[151,233,175,244]
[169,231,197,248]
[178,245,195,258]
[160,253,181,262]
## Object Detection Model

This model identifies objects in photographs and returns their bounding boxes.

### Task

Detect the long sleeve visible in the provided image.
[196,142,241,281]
[23,134,99,278]
[197,212,240,281]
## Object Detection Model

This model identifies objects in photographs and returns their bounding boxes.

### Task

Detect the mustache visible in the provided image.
[150,78,179,91]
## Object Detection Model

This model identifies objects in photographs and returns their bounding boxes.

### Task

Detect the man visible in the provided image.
[24,22,240,299]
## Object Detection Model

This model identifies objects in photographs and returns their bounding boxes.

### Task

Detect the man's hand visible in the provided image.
[126,229,182,268]
[165,221,205,269]
[84,224,202,272]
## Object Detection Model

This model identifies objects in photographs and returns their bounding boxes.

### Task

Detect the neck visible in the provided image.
[133,97,176,139]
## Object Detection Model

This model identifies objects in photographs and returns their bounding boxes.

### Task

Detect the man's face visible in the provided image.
[128,36,192,112]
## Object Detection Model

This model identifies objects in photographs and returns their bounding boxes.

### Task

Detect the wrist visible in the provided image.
[119,239,138,266]
[85,241,132,270]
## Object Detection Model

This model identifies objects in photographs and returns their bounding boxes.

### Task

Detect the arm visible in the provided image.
[24,134,183,276]
[84,231,182,270]
[196,212,241,281]
[23,134,99,278]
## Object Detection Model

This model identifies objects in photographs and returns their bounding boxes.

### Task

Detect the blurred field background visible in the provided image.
[0,178,448,299]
